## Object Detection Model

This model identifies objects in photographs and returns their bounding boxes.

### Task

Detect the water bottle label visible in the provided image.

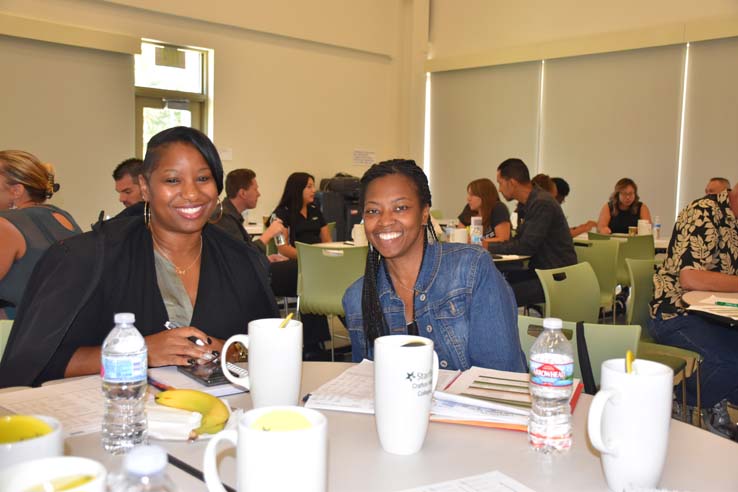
[529,358,574,388]
[102,352,147,383]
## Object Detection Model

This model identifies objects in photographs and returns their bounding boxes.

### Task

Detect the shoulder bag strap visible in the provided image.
[576,321,598,395]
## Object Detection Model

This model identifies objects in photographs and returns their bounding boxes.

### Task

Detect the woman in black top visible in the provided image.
[597,177,652,234]
[273,172,331,259]
[272,172,332,357]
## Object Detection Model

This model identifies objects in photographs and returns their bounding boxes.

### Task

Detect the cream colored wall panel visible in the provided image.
[541,45,684,234]
[430,0,738,60]
[0,35,134,230]
[429,62,540,219]
[103,0,398,57]
[679,37,738,210]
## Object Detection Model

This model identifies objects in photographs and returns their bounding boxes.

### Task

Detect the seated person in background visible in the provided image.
[0,127,279,387]
[215,168,286,260]
[113,158,144,208]
[649,183,738,436]
[597,177,651,234]
[552,176,597,237]
[457,203,472,227]
[464,178,510,244]
[0,151,82,320]
[273,172,331,259]
[487,158,577,306]
[705,177,731,196]
[273,172,332,358]
[531,173,557,196]
[342,159,525,372]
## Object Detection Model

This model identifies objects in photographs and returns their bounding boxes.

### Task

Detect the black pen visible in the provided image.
[164,321,216,361]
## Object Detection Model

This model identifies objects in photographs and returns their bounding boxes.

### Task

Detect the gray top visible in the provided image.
[153,250,193,326]
[0,205,81,307]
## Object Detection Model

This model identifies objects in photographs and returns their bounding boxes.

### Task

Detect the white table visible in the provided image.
[244,223,263,236]
[58,362,738,491]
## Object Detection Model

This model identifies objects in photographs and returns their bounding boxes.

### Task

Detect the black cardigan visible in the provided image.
[0,216,278,387]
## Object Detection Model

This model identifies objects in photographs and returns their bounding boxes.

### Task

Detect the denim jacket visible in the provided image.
[342,241,526,373]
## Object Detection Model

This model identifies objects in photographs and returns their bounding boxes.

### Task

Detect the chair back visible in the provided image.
[574,239,619,308]
[626,258,657,336]
[518,315,641,387]
[296,242,368,316]
[616,235,655,286]
[430,209,443,220]
[326,222,336,242]
[535,262,601,323]
[0,320,13,363]
[587,231,610,241]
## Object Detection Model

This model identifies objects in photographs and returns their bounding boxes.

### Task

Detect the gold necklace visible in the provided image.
[152,234,203,276]
[391,274,417,294]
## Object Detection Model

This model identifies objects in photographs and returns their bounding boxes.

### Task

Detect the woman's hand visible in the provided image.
[146,326,218,367]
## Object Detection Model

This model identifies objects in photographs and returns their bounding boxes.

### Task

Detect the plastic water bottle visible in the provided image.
[102,313,148,454]
[653,215,661,239]
[271,213,286,246]
[528,317,574,453]
[111,445,177,492]
[470,216,483,245]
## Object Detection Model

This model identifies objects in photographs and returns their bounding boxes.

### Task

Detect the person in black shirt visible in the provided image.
[597,177,652,234]
[273,172,331,259]
[487,158,577,306]
[272,172,332,358]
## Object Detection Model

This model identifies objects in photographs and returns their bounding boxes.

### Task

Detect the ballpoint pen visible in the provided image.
[715,301,738,308]
[164,321,218,361]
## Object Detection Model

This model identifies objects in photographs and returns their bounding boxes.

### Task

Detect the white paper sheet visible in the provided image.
[398,470,536,492]
[0,376,104,437]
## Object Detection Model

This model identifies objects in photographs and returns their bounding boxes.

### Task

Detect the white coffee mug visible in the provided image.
[0,456,106,492]
[221,318,303,408]
[451,228,468,244]
[0,415,63,470]
[587,359,672,492]
[637,220,652,236]
[374,335,439,455]
[203,406,327,492]
[351,224,368,246]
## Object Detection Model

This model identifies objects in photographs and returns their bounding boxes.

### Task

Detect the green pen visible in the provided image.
[715,301,738,308]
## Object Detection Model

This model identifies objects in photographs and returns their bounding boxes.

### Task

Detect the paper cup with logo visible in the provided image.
[221,318,303,408]
[587,359,672,492]
[0,415,63,470]
[203,406,327,492]
[374,335,439,455]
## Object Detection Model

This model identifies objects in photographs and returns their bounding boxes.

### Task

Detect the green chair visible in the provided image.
[296,242,368,360]
[587,231,611,241]
[626,258,702,425]
[430,209,443,220]
[535,262,601,323]
[326,222,336,242]
[518,315,641,388]
[574,239,620,322]
[0,320,12,363]
[616,235,655,286]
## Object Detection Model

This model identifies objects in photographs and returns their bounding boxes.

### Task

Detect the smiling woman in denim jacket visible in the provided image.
[342,159,526,372]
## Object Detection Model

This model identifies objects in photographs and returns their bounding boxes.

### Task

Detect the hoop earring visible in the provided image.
[425,222,435,245]
[144,201,151,228]
[208,198,223,224]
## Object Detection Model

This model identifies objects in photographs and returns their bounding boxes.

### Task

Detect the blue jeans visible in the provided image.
[649,312,738,407]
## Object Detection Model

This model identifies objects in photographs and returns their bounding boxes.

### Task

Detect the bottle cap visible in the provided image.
[543,317,563,330]
[114,312,135,324]
[471,216,482,226]
[124,445,168,476]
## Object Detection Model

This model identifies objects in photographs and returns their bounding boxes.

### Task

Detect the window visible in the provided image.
[134,41,209,156]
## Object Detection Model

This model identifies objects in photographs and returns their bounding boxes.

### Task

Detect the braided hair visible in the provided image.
[360,159,438,353]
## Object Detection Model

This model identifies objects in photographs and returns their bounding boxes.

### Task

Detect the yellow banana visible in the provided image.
[154,389,229,436]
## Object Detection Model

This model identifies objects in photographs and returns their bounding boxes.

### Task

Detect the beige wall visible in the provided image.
[429,0,738,60]
[1,0,413,225]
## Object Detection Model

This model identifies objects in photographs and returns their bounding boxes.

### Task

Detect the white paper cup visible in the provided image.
[221,319,303,408]
[0,415,63,470]
[204,406,327,492]
[587,359,672,492]
[637,220,651,236]
[374,335,439,455]
[352,224,368,246]
[0,456,106,492]
[451,228,468,243]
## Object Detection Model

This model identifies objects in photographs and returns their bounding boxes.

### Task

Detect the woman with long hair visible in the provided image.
[0,151,82,319]
[0,127,278,386]
[273,172,331,259]
[465,178,511,245]
[597,177,651,234]
[342,159,525,372]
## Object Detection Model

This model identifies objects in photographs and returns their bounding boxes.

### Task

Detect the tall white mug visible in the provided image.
[203,406,327,492]
[220,318,303,408]
[587,359,672,492]
[351,224,368,246]
[374,335,439,455]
